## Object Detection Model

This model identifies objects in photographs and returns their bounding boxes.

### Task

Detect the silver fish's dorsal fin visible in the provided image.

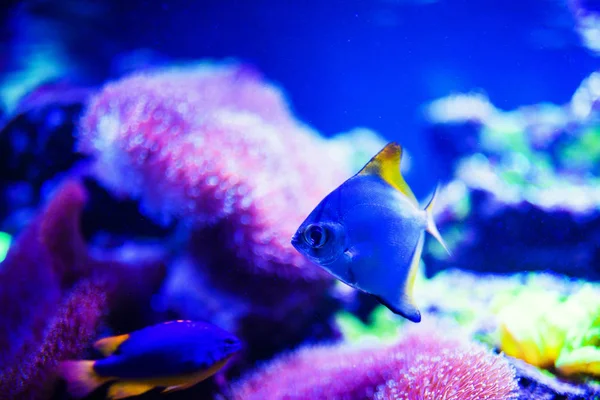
[357,142,419,207]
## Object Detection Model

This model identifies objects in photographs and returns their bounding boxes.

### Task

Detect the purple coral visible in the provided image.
[0,280,107,399]
[76,63,353,283]
[0,180,165,398]
[230,323,518,400]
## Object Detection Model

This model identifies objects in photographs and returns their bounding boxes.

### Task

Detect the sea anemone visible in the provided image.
[230,322,518,400]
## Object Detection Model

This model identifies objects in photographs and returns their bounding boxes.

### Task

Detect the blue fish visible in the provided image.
[291,142,448,323]
[60,320,242,399]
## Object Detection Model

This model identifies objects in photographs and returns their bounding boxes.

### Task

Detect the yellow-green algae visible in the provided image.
[496,284,600,378]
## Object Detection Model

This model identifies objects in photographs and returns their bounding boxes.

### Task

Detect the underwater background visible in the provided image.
[1,0,600,399]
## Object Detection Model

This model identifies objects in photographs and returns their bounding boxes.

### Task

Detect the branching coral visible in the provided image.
[0,280,108,399]
[0,180,165,398]
[230,323,518,400]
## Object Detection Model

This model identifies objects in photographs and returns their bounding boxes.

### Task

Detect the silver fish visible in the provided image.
[291,142,449,322]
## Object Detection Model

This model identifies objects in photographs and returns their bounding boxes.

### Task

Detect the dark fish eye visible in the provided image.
[304,224,327,248]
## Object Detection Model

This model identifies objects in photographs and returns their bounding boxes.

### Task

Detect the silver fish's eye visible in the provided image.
[304,224,327,248]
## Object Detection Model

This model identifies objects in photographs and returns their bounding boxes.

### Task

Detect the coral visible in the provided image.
[569,0,600,54]
[511,356,600,400]
[0,280,107,399]
[76,62,380,285]
[422,72,600,280]
[334,271,600,399]
[496,284,600,378]
[0,231,10,262]
[230,322,518,400]
[0,179,166,398]
[0,80,92,235]
[335,304,405,343]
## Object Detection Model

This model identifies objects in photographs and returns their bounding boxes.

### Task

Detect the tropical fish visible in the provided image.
[60,320,242,399]
[291,142,449,323]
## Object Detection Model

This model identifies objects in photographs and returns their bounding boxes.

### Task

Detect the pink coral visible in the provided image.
[76,63,355,283]
[0,180,165,398]
[230,324,518,400]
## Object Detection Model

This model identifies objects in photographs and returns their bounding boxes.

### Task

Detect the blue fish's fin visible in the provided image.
[357,142,419,207]
[162,382,193,394]
[107,381,155,400]
[94,334,130,357]
[161,357,231,394]
[59,360,113,399]
[424,185,451,255]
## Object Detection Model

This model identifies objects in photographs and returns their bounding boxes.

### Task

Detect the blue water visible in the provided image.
[1,1,599,399]
[4,0,596,197]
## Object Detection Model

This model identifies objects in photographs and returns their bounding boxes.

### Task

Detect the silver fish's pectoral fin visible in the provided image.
[374,232,425,323]
[424,185,450,255]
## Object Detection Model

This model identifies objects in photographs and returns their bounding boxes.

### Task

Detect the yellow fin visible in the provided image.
[94,334,130,357]
[59,360,113,399]
[358,142,419,207]
[107,381,155,400]
[404,232,425,308]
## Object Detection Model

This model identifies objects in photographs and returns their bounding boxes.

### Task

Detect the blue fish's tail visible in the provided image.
[59,360,112,399]
[424,185,451,256]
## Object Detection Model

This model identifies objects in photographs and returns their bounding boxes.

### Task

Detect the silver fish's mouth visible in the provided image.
[290,231,302,249]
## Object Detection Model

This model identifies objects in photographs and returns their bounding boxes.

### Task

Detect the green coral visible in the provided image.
[495,284,600,378]
[335,305,405,343]
[560,127,600,172]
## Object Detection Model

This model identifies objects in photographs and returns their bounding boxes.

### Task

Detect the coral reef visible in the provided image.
[422,72,600,280]
[76,62,386,363]
[230,322,518,400]
[512,357,600,400]
[0,180,165,399]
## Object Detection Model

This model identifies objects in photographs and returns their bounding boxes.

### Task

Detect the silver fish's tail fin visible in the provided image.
[424,185,451,256]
